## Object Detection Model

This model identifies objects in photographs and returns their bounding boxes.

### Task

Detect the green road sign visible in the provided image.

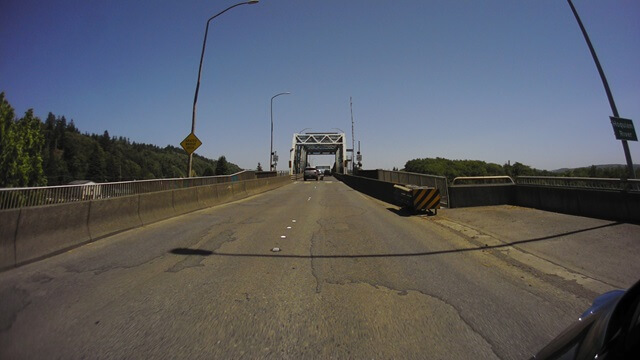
[610,117,637,142]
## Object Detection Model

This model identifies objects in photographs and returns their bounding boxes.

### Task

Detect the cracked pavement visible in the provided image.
[1,177,638,359]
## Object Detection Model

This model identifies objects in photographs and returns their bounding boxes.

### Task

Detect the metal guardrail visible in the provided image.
[0,170,277,210]
[376,170,449,207]
[516,176,640,192]
[451,176,515,185]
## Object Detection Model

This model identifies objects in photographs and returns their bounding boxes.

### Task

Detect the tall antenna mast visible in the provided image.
[350,97,355,173]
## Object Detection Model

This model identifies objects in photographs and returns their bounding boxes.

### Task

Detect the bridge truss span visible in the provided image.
[290,132,347,175]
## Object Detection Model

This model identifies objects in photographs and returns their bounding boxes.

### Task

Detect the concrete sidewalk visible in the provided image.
[434,205,640,290]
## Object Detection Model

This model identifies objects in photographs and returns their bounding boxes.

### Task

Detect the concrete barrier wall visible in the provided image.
[3,176,293,270]
[517,186,640,223]
[197,185,219,208]
[0,209,20,270]
[15,202,91,265]
[255,171,278,179]
[88,195,142,240]
[448,184,516,208]
[354,170,381,180]
[216,183,234,203]
[173,187,203,215]
[335,174,397,205]
[138,190,175,225]
[446,183,640,222]
[232,182,248,199]
[245,179,259,196]
[338,174,639,223]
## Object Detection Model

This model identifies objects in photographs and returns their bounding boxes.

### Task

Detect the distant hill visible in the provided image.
[403,157,638,182]
[552,164,640,173]
[403,157,554,182]
[39,115,242,185]
[551,164,639,178]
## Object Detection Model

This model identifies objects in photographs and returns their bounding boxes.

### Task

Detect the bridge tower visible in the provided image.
[289,132,347,175]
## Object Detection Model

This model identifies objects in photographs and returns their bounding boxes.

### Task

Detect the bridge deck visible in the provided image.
[1,177,638,359]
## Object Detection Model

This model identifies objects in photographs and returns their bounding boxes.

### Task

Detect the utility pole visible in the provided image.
[270,92,291,171]
[357,140,362,170]
[350,97,355,174]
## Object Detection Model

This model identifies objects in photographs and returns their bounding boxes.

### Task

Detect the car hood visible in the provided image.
[533,278,640,359]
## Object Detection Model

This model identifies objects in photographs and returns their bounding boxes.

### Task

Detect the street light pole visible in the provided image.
[270,92,291,171]
[567,0,635,179]
[350,97,355,174]
[188,0,259,177]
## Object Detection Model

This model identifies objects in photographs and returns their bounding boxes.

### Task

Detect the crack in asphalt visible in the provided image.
[64,254,166,276]
[319,277,501,359]
[310,231,322,294]
[63,214,240,276]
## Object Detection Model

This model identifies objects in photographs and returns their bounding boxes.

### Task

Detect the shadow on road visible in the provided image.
[170,248,213,256]
[387,207,437,217]
[169,222,622,259]
[386,208,414,217]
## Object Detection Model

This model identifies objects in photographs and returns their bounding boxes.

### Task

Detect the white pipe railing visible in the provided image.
[516,176,640,192]
[0,170,288,210]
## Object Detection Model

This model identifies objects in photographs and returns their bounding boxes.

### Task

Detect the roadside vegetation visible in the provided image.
[0,92,240,187]
[403,157,635,183]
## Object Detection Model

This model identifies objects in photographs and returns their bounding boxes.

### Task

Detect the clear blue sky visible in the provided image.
[1,0,639,171]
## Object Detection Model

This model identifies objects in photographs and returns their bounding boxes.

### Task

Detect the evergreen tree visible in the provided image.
[54,116,67,150]
[0,94,242,185]
[215,156,229,175]
[203,167,215,176]
[67,119,78,133]
[46,148,69,185]
[87,142,107,181]
[43,112,56,150]
[99,130,111,151]
[0,92,14,163]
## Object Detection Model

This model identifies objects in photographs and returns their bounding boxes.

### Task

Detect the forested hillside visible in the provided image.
[403,157,633,182]
[0,92,241,187]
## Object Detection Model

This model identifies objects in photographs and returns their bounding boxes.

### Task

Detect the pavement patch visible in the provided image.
[432,218,615,295]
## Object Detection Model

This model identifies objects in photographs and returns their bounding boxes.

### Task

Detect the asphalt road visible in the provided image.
[1,178,637,359]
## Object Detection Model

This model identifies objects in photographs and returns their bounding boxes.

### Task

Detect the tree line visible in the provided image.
[403,157,633,183]
[0,92,241,188]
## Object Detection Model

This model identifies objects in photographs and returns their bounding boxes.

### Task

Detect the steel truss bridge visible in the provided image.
[289,132,347,175]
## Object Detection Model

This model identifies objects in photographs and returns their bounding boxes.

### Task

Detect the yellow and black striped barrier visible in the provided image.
[393,184,441,214]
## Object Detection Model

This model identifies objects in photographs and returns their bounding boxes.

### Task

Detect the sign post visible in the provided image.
[181,133,202,177]
[568,0,636,178]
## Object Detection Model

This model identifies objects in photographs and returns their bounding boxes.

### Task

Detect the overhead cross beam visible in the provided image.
[290,132,347,175]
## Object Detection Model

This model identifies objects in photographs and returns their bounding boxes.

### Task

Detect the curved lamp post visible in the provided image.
[188,0,259,177]
[270,92,291,171]
[567,0,635,179]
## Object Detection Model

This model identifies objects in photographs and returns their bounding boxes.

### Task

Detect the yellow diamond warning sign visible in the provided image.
[180,132,202,154]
